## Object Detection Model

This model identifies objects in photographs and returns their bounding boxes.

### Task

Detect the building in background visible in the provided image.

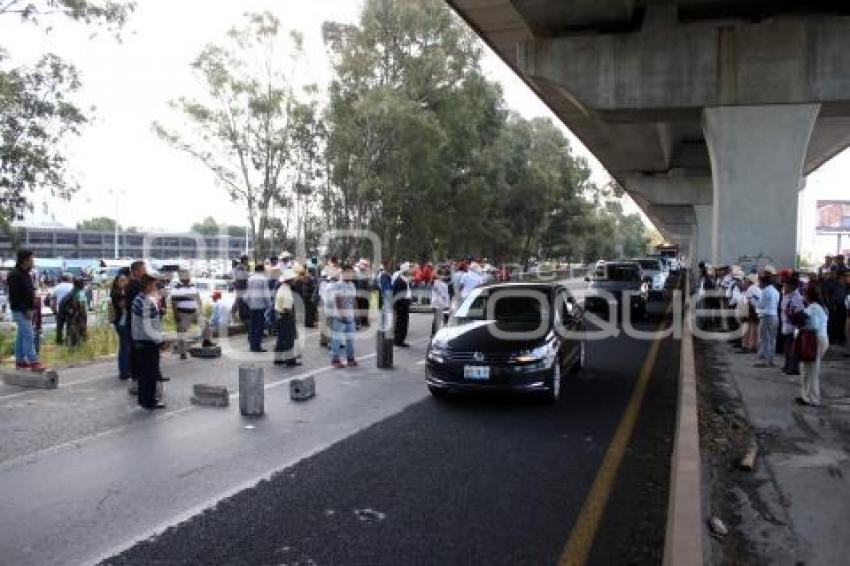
[0,225,252,260]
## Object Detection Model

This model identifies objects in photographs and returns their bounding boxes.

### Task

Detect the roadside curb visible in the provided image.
[663,275,703,566]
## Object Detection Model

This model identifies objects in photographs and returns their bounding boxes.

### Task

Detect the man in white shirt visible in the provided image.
[430,268,450,335]
[755,275,780,367]
[459,262,484,299]
[326,264,358,367]
[51,274,74,345]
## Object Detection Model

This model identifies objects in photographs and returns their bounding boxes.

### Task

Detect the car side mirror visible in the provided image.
[567,296,576,305]
[584,277,590,282]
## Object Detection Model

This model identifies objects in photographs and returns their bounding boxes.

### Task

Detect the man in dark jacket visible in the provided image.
[125,260,147,382]
[392,262,412,347]
[8,249,41,370]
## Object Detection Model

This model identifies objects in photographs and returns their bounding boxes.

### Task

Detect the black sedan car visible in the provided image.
[425,282,585,402]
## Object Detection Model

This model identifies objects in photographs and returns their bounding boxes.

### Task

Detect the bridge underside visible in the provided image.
[447,0,850,268]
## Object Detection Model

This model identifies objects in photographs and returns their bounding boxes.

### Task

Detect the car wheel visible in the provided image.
[571,341,585,373]
[545,361,562,403]
[428,385,449,399]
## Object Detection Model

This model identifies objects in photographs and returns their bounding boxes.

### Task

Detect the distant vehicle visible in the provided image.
[631,257,668,299]
[425,281,585,403]
[656,244,681,272]
[584,261,648,319]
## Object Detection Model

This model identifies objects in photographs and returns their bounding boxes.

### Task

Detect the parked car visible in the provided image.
[425,281,585,402]
[584,261,648,320]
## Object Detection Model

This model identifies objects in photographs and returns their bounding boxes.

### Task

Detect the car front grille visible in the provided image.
[443,350,513,363]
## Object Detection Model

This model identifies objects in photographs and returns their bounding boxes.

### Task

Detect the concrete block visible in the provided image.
[376,330,393,369]
[2,369,58,389]
[239,365,264,416]
[191,384,229,407]
[290,376,316,401]
[189,345,222,359]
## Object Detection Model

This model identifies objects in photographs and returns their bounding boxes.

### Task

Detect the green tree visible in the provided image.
[77,216,116,231]
[191,216,220,236]
[323,0,501,263]
[154,12,309,262]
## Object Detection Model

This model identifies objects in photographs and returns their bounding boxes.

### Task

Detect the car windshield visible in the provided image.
[636,260,659,270]
[605,265,641,281]
[452,288,547,325]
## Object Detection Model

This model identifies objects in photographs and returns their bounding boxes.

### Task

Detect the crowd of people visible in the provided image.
[697,254,849,407]
[5,247,532,409]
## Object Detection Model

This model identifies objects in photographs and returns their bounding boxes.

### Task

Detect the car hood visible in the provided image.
[433,320,549,352]
[588,280,643,292]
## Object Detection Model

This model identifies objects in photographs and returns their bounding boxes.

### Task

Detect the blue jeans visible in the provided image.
[329,317,356,362]
[249,309,266,351]
[115,320,131,378]
[12,310,37,365]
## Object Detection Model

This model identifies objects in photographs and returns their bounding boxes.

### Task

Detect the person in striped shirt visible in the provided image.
[170,269,214,359]
[131,275,166,410]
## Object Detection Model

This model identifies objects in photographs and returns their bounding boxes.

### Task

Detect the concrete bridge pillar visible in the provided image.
[693,204,713,267]
[702,104,819,269]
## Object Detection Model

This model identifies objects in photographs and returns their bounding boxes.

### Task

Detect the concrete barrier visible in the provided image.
[376,329,393,369]
[191,384,229,407]
[238,365,264,416]
[663,276,703,566]
[189,345,222,359]
[289,376,316,401]
[2,369,58,389]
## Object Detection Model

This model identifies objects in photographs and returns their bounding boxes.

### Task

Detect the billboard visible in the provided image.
[816,200,850,233]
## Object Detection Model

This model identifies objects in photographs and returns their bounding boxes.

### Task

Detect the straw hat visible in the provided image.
[763,264,777,275]
[746,273,759,284]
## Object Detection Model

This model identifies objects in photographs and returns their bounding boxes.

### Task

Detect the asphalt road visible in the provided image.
[0,282,680,566]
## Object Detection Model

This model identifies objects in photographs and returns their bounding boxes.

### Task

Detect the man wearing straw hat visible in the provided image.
[273,269,301,367]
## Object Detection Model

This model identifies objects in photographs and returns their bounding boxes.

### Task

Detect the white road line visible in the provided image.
[0,339,428,472]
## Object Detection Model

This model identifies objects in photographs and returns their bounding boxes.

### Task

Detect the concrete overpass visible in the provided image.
[446,0,850,268]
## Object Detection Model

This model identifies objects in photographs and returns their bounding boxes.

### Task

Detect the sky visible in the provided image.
[1,0,847,260]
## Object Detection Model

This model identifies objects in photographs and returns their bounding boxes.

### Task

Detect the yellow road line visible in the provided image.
[558,311,671,566]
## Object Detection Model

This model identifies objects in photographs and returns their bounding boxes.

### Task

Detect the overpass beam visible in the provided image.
[703,104,819,268]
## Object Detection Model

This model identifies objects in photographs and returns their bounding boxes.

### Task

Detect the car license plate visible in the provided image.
[464,365,490,380]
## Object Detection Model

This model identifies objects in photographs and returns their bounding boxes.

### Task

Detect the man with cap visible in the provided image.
[170,269,214,360]
[273,269,301,366]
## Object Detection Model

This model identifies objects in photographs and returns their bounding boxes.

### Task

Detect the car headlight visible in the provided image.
[512,345,552,364]
[427,340,447,363]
